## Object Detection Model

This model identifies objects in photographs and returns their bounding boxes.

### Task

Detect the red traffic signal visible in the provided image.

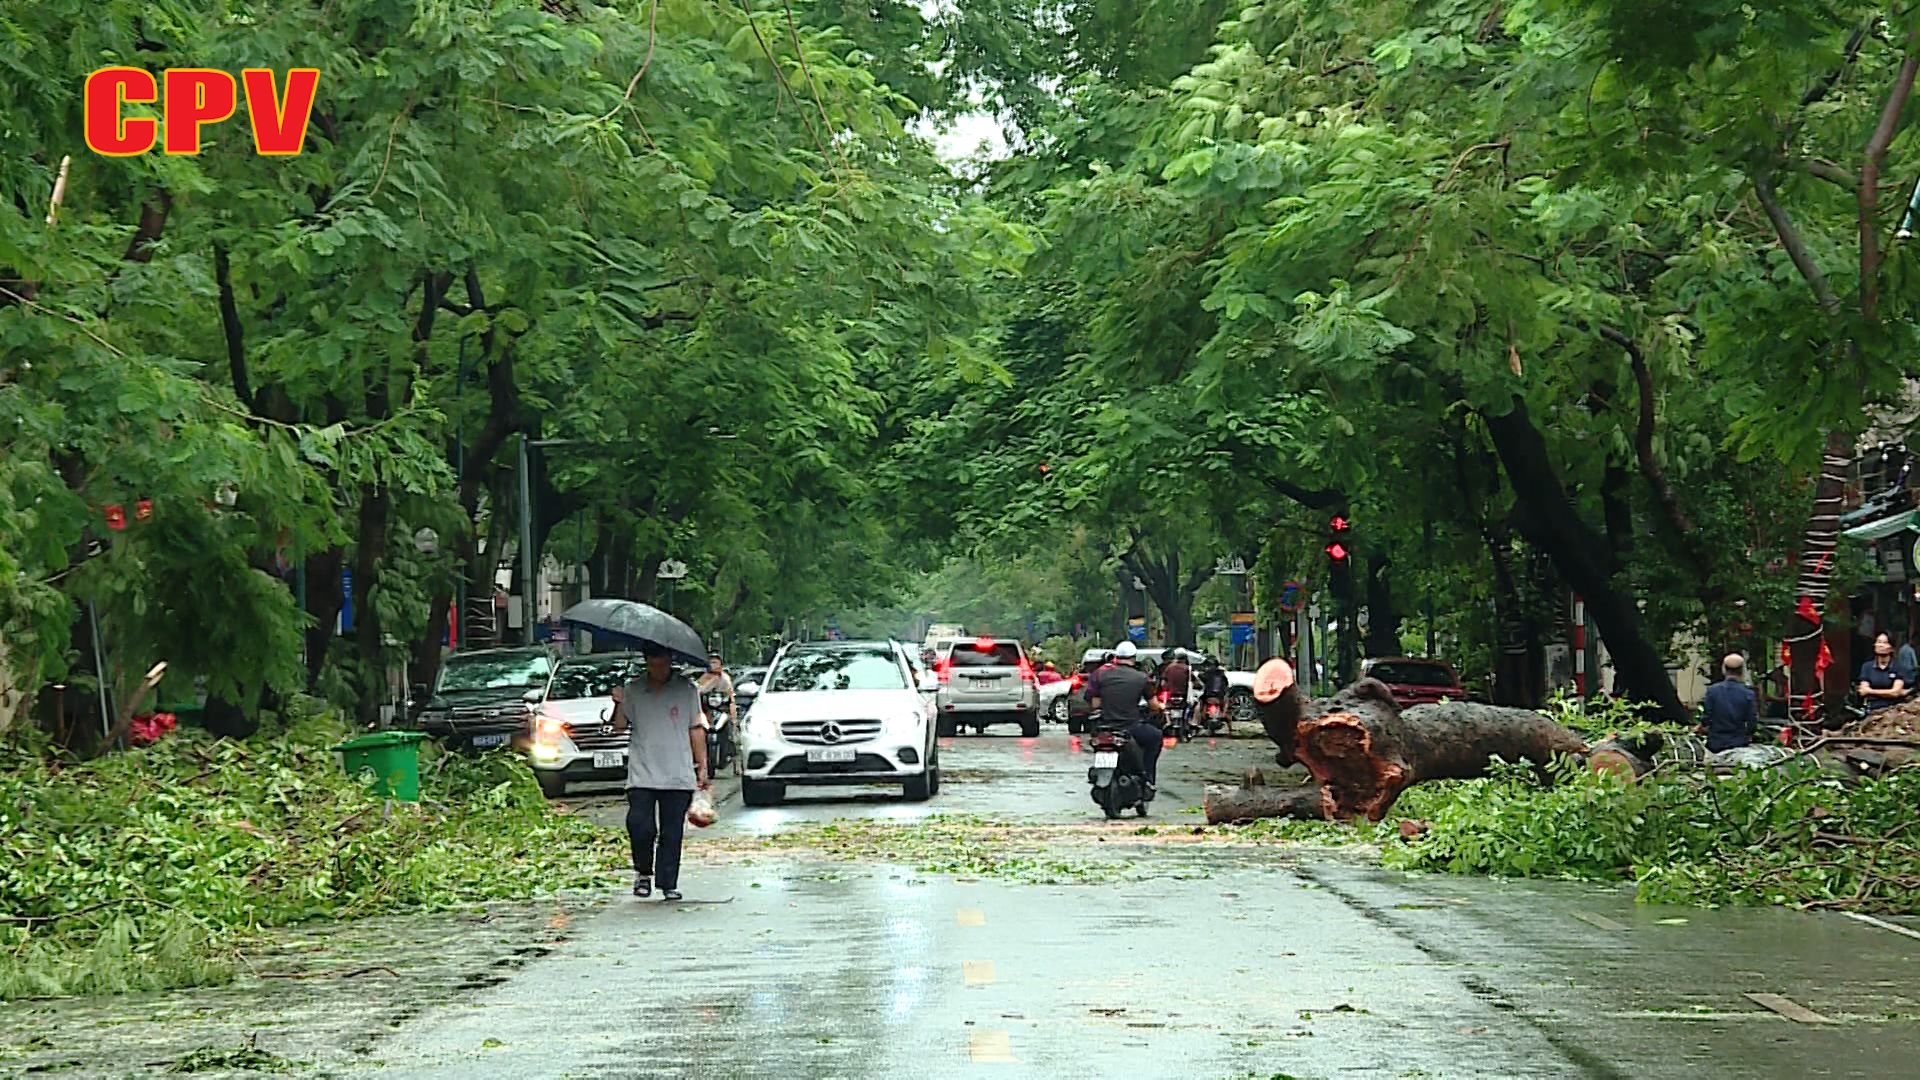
[1325,541,1350,562]
[1330,515,1350,532]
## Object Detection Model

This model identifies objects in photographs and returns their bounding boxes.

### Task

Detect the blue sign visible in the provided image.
[1127,621,1147,643]
[339,568,353,634]
[1231,623,1254,645]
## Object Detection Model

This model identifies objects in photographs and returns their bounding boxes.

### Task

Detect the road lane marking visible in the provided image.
[1572,912,1627,931]
[956,908,985,927]
[1845,911,1920,942]
[1744,992,1837,1024]
[963,960,995,986]
[968,1029,1017,1062]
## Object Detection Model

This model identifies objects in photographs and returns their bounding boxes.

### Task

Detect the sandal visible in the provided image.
[662,889,682,901]
[632,875,652,898]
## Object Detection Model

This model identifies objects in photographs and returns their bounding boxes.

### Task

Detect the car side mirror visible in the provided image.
[738,682,761,697]
[917,674,941,693]
[410,683,429,702]
[522,687,544,704]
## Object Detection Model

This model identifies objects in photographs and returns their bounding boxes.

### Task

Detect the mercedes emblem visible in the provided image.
[819,722,842,744]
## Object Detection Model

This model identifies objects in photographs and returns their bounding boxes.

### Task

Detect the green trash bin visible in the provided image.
[333,731,429,802]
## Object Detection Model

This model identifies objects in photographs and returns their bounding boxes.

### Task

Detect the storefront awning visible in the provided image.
[1842,510,1920,543]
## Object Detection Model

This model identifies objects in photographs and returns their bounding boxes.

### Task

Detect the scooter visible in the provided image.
[703,687,737,773]
[1086,711,1153,819]
[1198,694,1228,736]
[1160,691,1193,742]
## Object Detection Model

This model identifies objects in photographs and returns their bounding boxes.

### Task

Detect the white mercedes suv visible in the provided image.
[739,639,941,806]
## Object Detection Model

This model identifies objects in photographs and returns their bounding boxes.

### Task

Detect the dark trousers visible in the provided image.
[1125,722,1163,785]
[626,787,694,889]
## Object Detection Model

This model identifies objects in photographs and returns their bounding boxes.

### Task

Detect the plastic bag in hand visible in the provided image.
[687,788,718,828]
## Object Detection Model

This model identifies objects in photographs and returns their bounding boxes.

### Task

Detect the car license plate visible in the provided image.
[1093,751,1119,768]
[806,747,857,763]
[592,750,626,770]
[471,733,509,749]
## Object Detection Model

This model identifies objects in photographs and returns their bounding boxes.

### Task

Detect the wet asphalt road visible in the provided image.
[376,730,1920,1079]
[9,728,1920,1078]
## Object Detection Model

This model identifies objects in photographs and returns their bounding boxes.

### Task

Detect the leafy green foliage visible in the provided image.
[1385,759,1920,913]
[0,715,622,998]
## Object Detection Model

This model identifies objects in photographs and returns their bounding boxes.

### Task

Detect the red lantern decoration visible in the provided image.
[103,504,126,531]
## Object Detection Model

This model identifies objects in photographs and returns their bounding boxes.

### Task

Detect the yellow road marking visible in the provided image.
[968,1029,1017,1063]
[963,960,995,986]
[956,908,985,927]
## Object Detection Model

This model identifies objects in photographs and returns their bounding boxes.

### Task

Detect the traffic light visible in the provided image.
[1325,515,1353,599]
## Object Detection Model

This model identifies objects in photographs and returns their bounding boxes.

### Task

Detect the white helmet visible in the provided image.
[1113,641,1138,660]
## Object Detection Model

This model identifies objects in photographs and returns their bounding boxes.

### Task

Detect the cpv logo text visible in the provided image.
[85,68,320,156]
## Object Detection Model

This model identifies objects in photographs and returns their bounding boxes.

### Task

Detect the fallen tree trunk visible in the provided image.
[1207,660,1589,823]
[1202,782,1328,824]
[1586,738,1654,779]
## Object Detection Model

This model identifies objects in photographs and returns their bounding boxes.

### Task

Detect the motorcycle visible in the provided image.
[1086,711,1153,819]
[1198,694,1227,736]
[703,687,737,774]
[1160,690,1193,742]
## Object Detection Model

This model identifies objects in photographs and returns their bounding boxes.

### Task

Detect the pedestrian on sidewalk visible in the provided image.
[1858,633,1907,714]
[1699,653,1758,753]
[612,642,710,900]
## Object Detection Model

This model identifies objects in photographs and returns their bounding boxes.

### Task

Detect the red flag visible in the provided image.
[1795,595,1820,624]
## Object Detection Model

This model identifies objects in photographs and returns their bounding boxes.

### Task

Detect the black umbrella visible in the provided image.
[560,599,707,666]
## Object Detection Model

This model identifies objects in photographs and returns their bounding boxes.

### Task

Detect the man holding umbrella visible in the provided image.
[611,642,711,900]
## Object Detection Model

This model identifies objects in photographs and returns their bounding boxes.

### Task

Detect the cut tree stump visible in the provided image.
[1587,739,1654,779]
[1207,659,1589,823]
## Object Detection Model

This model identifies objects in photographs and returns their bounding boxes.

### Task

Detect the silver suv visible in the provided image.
[933,637,1041,737]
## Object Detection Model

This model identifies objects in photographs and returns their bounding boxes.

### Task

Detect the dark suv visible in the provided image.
[411,646,558,753]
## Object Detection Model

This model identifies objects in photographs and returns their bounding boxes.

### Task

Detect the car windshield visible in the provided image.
[1370,662,1455,687]
[437,653,551,693]
[547,658,636,700]
[768,650,907,692]
[950,643,1021,668]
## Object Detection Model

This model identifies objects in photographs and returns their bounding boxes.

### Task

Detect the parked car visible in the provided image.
[1361,657,1464,708]
[739,639,940,806]
[410,646,558,753]
[933,636,1041,736]
[525,652,645,798]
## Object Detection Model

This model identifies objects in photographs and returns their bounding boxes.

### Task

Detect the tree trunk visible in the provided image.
[1363,555,1400,657]
[1217,660,1588,823]
[353,489,390,726]
[303,547,345,689]
[1587,738,1655,779]
[1484,398,1684,719]
[1785,434,1851,723]
[1204,782,1329,824]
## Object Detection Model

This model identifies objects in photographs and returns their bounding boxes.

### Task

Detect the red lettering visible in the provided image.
[242,69,320,156]
[161,69,237,155]
[83,67,158,156]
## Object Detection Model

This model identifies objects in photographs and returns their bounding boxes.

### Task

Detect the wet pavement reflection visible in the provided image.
[6,728,1920,1078]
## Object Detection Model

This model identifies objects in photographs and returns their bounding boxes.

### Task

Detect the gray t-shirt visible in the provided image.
[618,675,702,790]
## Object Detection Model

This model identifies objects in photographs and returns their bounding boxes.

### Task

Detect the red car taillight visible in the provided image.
[935,659,952,684]
[1017,659,1037,685]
